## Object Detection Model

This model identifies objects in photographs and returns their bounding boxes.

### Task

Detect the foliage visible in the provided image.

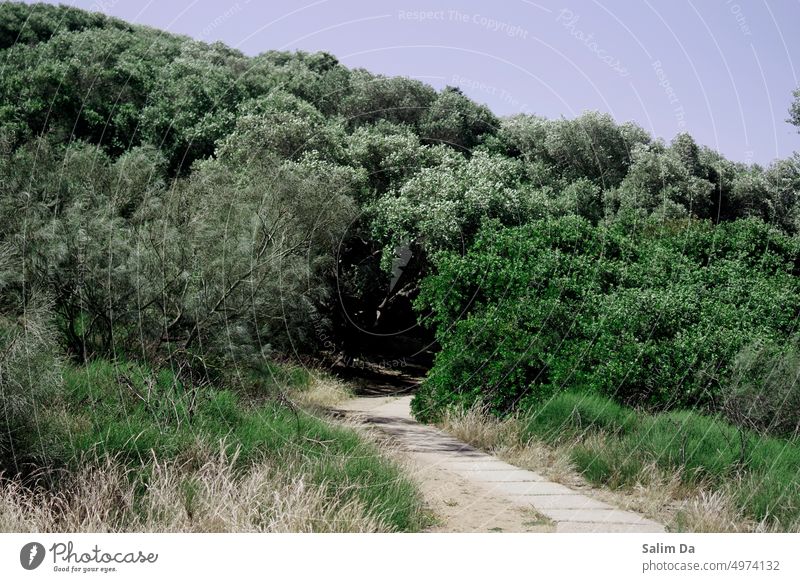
[0,289,62,472]
[369,151,536,262]
[722,339,800,437]
[419,86,498,150]
[615,139,714,219]
[219,91,346,163]
[493,111,651,188]
[0,2,132,49]
[790,88,800,131]
[338,69,437,129]
[0,27,182,155]
[413,216,800,420]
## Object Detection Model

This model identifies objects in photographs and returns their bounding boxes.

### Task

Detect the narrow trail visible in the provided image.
[337,395,665,533]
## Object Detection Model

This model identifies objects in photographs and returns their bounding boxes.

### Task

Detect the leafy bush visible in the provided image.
[413,215,800,421]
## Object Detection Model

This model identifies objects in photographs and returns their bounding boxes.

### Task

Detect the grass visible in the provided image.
[521,507,555,528]
[3,359,426,532]
[438,391,800,532]
[0,441,387,532]
[290,374,353,409]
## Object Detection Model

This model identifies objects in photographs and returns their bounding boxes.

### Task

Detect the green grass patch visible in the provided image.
[524,391,640,443]
[40,359,426,531]
[520,390,800,529]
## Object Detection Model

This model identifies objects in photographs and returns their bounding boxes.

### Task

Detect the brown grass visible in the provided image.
[292,374,352,409]
[442,404,577,484]
[0,442,387,533]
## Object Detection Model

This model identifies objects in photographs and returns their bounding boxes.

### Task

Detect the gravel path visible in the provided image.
[337,395,665,533]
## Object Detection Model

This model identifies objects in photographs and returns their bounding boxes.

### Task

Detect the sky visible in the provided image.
[25,0,800,165]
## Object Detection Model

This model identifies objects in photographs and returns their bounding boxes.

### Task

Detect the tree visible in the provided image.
[615,141,714,219]
[139,41,250,173]
[419,86,498,151]
[0,27,181,155]
[0,2,132,49]
[246,51,352,116]
[217,91,346,164]
[369,150,534,261]
[789,88,800,130]
[338,70,437,129]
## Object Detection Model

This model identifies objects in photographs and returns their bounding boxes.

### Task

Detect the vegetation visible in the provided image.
[440,394,800,531]
[2,2,800,531]
[413,216,800,419]
[527,391,800,527]
[1,356,426,532]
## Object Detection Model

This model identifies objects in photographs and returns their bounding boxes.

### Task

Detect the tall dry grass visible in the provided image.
[441,404,577,482]
[292,374,352,409]
[0,442,387,533]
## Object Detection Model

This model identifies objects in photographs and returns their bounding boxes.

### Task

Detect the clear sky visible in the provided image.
[25,0,800,165]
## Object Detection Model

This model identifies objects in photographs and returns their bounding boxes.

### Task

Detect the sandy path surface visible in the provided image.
[337,395,665,533]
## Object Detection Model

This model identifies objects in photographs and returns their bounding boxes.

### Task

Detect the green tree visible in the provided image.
[615,140,714,219]
[339,70,437,129]
[218,91,346,164]
[0,27,181,154]
[0,2,132,49]
[789,88,800,130]
[139,41,249,173]
[419,86,498,151]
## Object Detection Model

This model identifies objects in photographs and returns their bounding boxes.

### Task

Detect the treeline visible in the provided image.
[2,1,800,476]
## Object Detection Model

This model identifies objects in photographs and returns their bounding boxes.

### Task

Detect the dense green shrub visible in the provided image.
[413,216,800,421]
[0,2,132,49]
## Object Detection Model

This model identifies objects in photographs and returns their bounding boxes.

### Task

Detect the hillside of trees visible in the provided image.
[2,2,800,530]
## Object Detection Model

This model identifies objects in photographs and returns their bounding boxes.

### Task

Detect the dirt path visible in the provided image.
[337,395,665,533]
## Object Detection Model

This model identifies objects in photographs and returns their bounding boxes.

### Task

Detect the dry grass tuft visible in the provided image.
[441,404,576,483]
[292,374,352,409]
[0,442,387,533]
[500,440,578,485]
[442,403,510,450]
[671,489,755,533]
